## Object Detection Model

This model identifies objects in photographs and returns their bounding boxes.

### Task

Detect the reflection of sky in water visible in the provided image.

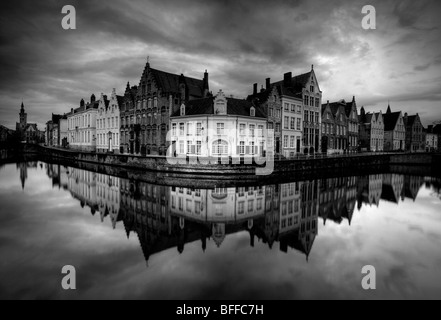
[0,162,440,300]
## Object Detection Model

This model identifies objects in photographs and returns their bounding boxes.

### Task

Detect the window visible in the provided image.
[179,123,184,136]
[275,123,281,133]
[249,125,255,137]
[196,123,202,136]
[240,124,246,135]
[304,111,309,123]
[196,141,202,155]
[315,98,320,108]
[172,123,177,136]
[268,122,274,130]
[310,113,314,123]
[187,123,193,136]
[284,103,289,111]
[258,125,264,137]
[239,141,245,155]
[276,109,281,119]
[248,200,254,212]
[186,200,192,212]
[250,108,255,117]
[257,199,263,211]
[238,202,245,215]
[310,97,314,106]
[217,123,225,135]
[269,108,274,117]
[291,104,296,112]
[187,141,192,155]
[291,117,295,130]
[284,135,288,148]
[297,105,302,114]
[213,140,228,155]
[297,118,301,130]
[179,141,184,154]
[310,85,314,93]
[284,117,289,129]
[290,136,295,148]
[304,95,309,106]
[195,201,201,214]
[315,112,319,124]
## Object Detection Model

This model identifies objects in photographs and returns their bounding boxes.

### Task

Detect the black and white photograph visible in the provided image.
[1,0,441,304]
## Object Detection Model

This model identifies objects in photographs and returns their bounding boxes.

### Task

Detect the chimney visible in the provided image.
[266,78,271,90]
[253,83,258,95]
[284,72,292,87]
[203,70,209,97]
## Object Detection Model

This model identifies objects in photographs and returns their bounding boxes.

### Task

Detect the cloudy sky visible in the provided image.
[1,0,440,130]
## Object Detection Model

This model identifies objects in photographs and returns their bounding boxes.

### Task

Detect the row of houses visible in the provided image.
[39,163,427,262]
[43,60,440,156]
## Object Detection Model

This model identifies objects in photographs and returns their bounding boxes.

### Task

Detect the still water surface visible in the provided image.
[0,161,441,300]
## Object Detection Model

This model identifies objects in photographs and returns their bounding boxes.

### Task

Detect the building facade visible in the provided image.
[170,90,268,158]
[247,82,282,155]
[359,108,384,151]
[345,97,359,153]
[383,106,405,151]
[67,95,98,152]
[97,89,122,153]
[404,113,426,153]
[322,100,349,154]
[120,61,209,156]
[425,125,439,152]
[249,65,322,155]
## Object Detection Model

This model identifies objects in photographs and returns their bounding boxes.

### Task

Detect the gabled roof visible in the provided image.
[272,71,312,95]
[171,97,266,118]
[150,68,205,98]
[405,115,419,127]
[383,112,401,131]
[116,95,124,107]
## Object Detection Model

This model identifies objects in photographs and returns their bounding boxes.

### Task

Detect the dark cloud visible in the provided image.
[0,0,441,129]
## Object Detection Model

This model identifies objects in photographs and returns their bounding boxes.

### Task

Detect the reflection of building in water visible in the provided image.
[97,173,120,228]
[170,186,265,247]
[67,168,98,214]
[381,174,404,204]
[402,175,424,202]
[345,176,357,223]
[16,162,38,190]
[263,185,280,248]
[291,180,318,258]
[279,182,302,234]
[357,174,383,209]
[46,164,69,190]
[319,177,355,225]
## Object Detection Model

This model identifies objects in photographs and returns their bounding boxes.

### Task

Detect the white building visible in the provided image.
[281,97,303,158]
[97,89,122,153]
[67,95,99,152]
[170,90,268,159]
[426,131,438,152]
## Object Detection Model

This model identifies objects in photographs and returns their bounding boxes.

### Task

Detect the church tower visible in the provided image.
[19,102,27,129]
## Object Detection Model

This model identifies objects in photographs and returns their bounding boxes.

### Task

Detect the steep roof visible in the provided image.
[405,115,418,127]
[150,68,205,98]
[116,95,124,107]
[171,97,266,118]
[383,112,401,131]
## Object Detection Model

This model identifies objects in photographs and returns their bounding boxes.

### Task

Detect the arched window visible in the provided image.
[212,139,229,155]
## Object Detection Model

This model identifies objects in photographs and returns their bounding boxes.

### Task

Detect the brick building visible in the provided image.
[120,61,209,155]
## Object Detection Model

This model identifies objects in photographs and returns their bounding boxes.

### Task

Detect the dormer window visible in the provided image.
[250,107,255,117]
[180,104,185,116]
[214,89,227,115]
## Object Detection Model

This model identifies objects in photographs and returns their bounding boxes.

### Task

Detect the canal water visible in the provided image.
[0,161,440,300]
